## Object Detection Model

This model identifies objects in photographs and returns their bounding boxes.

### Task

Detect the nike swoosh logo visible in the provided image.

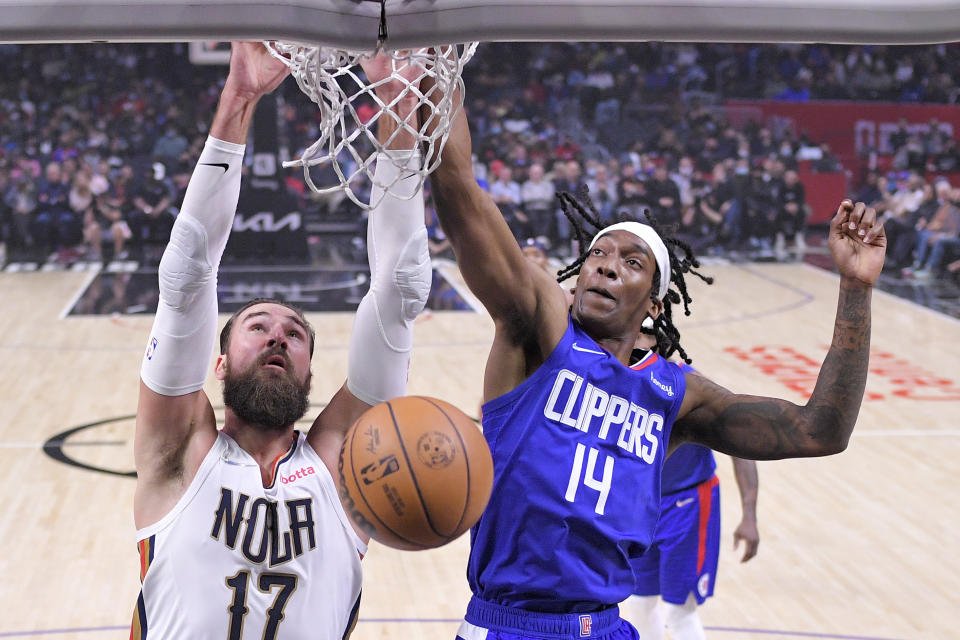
[571,342,605,356]
[675,498,695,508]
[200,162,229,173]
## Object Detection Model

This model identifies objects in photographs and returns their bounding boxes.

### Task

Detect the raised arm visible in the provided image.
[426,74,568,347]
[674,200,885,460]
[134,43,289,527]
[307,52,432,466]
[730,457,759,562]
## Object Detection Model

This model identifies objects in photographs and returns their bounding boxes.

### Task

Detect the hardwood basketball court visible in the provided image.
[0,261,956,639]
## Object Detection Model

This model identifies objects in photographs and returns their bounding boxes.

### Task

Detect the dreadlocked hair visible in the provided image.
[555,185,714,364]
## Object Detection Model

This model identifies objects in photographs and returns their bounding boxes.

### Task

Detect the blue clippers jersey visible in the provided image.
[661,365,716,494]
[470,317,687,612]
[661,444,716,495]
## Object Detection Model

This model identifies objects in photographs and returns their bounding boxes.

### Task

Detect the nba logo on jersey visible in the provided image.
[579,614,592,637]
[145,337,158,360]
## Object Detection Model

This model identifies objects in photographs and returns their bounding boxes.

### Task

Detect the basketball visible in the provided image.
[337,396,494,550]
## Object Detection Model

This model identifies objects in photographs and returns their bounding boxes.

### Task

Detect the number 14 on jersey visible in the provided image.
[565,444,614,515]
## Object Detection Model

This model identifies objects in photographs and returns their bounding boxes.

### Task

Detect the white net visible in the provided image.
[264,41,478,210]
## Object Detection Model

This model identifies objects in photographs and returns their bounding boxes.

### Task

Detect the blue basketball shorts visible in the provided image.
[456,596,639,640]
[632,475,720,605]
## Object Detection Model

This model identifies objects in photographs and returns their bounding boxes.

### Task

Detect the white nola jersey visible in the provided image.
[131,431,366,640]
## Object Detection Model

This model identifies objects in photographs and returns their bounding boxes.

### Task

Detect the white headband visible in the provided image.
[587,222,671,301]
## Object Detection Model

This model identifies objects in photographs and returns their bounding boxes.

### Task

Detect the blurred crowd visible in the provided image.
[854,170,960,280]
[0,42,958,287]
[0,43,217,264]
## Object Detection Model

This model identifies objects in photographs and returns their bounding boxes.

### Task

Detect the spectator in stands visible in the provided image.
[922,119,949,157]
[884,181,938,271]
[695,136,724,173]
[520,163,556,246]
[490,164,528,239]
[520,237,550,273]
[717,127,743,161]
[669,156,697,219]
[696,162,743,249]
[744,161,781,254]
[751,128,777,158]
[129,161,176,261]
[554,135,580,161]
[82,167,132,262]
[89,159,111,197]
[774,73,812,102]
[34,161,77,256]
[553,159,586,252]
[935,137,960,172]
[889,118,911,153]
[151,125,189,164]
[586,162,618,219]
[616,162,650,220]
[795,134,824,162]
[888,172,927,219]
[777,168,808,258]
[812,143,841,172]
[904,183,960,279]
[4,175,37,256]
[892,135,927,172]
[647,164,682,226]
[69,169,96,223]
[852,170,883,208]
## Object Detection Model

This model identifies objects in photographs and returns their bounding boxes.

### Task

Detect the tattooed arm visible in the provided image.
[673,200,886,459]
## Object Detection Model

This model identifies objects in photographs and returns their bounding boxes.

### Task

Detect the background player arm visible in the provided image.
[673,200,885,460]
[731,456,759,562]
[308,53,431,467]
[134,43,289,522]
[426,76,569,351]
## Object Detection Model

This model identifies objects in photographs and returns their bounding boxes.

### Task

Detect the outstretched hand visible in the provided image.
[224,42,291,101]
[828,199,887,287]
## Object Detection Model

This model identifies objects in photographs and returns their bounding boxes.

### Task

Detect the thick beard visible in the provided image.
[223,358,310,432]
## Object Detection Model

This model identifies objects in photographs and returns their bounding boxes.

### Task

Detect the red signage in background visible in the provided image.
[724,100,960,167]
[722,100,960,223]
[724,345,960,402]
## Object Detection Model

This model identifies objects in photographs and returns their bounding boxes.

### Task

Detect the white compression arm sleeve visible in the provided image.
[347,152,431,405]
[140,136,245,396]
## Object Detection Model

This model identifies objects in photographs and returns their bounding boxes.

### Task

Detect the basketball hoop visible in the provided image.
[265,41,478,210]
